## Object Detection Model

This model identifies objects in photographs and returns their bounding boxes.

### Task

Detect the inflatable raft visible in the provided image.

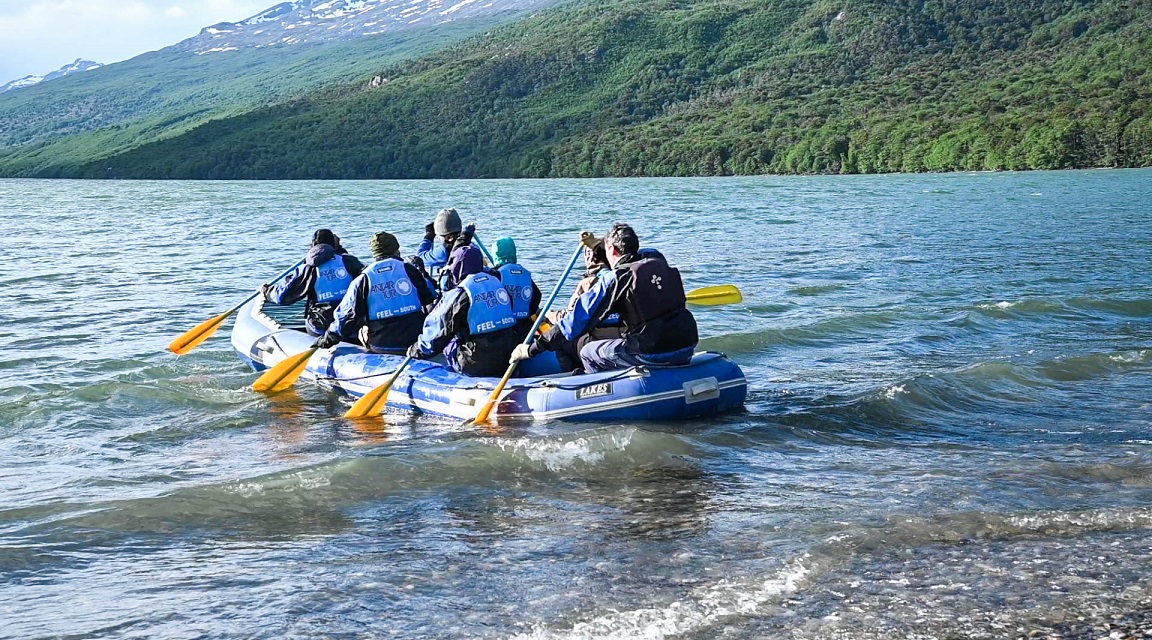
[231,298,747,421]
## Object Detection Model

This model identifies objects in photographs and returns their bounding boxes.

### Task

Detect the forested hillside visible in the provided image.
[0,19,524,176]
[13,0,1152,178]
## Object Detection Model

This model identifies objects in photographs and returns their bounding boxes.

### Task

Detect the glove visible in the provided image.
[509,343,532,364]
[312,333,340,349]
[462,223,476,238]
[259,283,271,296]
[424,222,436,240]
[406,342,425,359]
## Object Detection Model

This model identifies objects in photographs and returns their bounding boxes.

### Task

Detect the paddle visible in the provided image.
[343,356,414,419]
[686,284,743,306]
[251,346,319,394]
[471,233,497,266]
[537,285,741,336]
[466,231,598,427]
[168,259,305,355]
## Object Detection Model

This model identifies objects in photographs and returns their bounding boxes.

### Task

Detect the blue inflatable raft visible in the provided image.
[231,298,747,421]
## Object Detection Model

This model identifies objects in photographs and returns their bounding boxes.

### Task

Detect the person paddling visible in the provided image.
[510,223,697,373]
[491,237,542,340]
[406,244,521,377]
[262,229,364,337]
[312,231,437,353]
[415,208,467,272]
[544,238,622,371]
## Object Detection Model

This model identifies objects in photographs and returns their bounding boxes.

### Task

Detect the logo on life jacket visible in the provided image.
[651,274,662,290]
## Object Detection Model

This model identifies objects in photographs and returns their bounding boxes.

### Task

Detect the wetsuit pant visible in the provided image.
[579,339,695,373]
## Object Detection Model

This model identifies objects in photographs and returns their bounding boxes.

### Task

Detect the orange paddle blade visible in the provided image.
[686,285,743,306]
[168,310,232,355]
[252,347,318,394]
[343,357,413,419]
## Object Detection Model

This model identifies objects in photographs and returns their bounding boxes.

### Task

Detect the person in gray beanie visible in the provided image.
[415,208,477,278]
[313,231,437,352]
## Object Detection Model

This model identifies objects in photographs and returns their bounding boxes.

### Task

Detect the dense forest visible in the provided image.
[9,0,1152,178]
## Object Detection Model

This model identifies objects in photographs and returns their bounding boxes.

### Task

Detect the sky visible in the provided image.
[0,0,273,84]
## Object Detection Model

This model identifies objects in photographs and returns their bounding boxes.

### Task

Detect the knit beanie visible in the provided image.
[312,228,336,247]
[370,231,400,260]
[434,208,463,236]
[493,237,517,268]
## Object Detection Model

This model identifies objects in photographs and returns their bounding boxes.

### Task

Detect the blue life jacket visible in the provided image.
[460,273,517,335]
[364,258,422,320]
[313,255,355,304]
[497,263,534,320]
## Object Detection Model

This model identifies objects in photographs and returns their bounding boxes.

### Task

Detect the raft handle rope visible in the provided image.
[311,352,727,389]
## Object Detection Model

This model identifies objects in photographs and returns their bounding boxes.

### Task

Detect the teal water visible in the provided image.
[1,170,1150,638]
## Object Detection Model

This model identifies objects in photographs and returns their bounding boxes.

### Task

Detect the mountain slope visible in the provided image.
[0,0,564,175]
[11,0,1152,178]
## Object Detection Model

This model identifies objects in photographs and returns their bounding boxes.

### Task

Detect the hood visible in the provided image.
[305,243,338,267]
[493,237,517,268]
[449,244,484,284]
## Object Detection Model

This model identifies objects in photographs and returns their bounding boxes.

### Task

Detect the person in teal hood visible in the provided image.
[491,237,542,340]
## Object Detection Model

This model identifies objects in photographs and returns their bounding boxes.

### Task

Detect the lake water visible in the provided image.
[1,170,1150,639]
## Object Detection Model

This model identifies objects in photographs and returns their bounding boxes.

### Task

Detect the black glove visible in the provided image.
[461,223,476,245]
[424,222,436,240]
[312,333,340,349]
[406,342,424,359]
[260,283,271,297]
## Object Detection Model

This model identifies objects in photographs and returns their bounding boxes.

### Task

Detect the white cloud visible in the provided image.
[0,0,271,84]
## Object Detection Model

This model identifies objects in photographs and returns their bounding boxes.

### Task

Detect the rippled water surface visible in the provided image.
[1,171,1150,639]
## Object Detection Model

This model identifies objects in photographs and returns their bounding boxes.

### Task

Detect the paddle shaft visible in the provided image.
[230,258,306,316]
[471,236,592,424]
[169,258,306,355]
[471,234,497,265]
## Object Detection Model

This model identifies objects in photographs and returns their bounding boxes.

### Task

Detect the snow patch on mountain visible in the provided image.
[0,59,102,94]
[176,0,561,54]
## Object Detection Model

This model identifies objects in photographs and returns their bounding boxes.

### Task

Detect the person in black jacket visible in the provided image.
[262,229,364,336]
[510,223,698,372]
[406,244,521,377]
[313,232,437,353]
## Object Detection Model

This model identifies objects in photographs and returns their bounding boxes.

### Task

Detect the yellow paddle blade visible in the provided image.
[343,357,413,419]
[252,347,318,394]
[344,382,394,419]
[168,310,232,355]
[469,364,516,426]
[686,284,743,306]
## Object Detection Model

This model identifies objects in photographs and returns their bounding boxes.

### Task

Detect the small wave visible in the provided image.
[701,312,900,354]
[2,427,701,539]
[509,558,812,640]
[972,297,1152,321]
[788,284,848,297]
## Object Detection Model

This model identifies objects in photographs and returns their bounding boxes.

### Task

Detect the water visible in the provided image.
[1,170,1150,639]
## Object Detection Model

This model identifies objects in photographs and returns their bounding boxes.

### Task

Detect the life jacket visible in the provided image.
[312,254,355,304]
[617,256,687,330]
[364,258,422,320]
[497,263,534,320]
[459,273,517,336]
